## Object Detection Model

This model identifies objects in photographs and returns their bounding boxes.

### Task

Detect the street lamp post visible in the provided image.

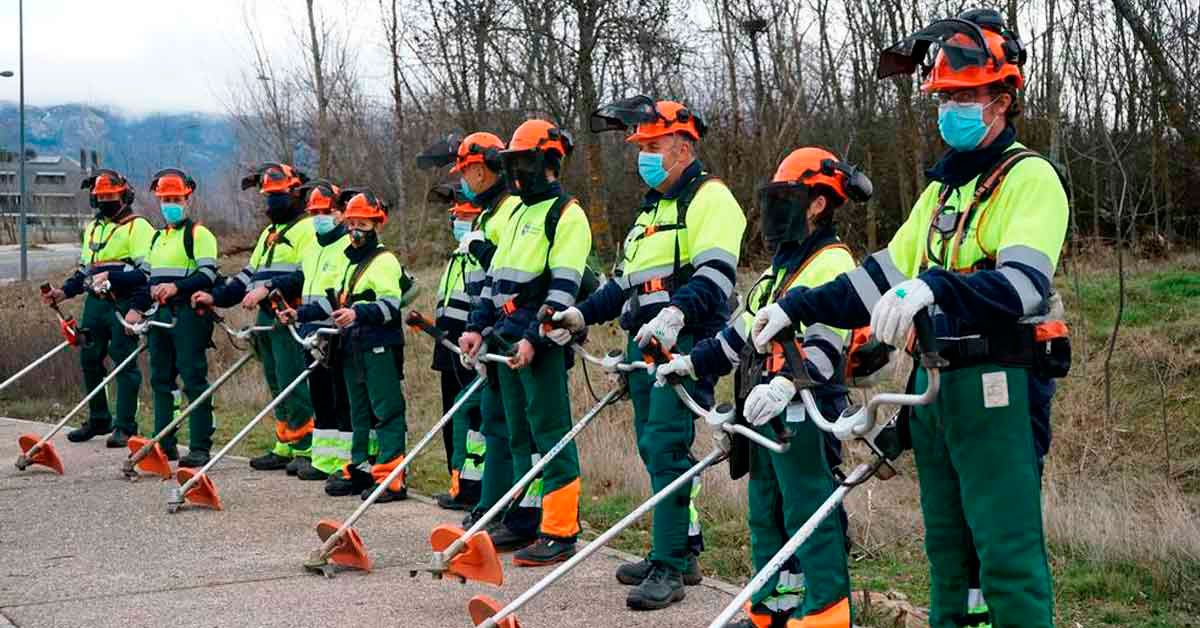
[17,0,26,282]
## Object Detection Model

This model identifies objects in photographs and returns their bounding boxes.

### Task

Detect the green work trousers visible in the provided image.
[343,345,407,472]
[747,401,851,620]
[79,294,142,435]
[496,341,580,542]
[252,310,314,458]
[625,334,705,574]
[912,364,1053,628]
[448,373,486,500]
[147,305,215,452]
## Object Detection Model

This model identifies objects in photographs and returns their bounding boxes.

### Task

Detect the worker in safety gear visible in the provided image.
[192,163,318,475]
[42,169,154,447]
[125,168,220,467]
[271,180,362,489]
[291,189,411,502]
[751,10,1068,627]
[427,183,487,512]
[459,119,592,566]
[546,96,745,610]
[423,132,545,545]
[661,147,868,627]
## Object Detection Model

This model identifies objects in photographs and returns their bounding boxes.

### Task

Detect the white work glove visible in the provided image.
[634,305,685,351]
[455,230,485,255]
[751,303,793,353]
[654,354,695,387]
[743,376,796,426]
[870,278,935,349]
[541,306,584,346]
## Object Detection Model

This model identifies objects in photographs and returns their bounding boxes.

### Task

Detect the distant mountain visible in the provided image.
[0,103,237,189]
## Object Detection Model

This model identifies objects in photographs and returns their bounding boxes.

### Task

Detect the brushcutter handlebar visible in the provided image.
[405,310,511,365]
[115,304,175,335]
[674,385,789,454]
[572,345,654,374]
[218,319,275,341]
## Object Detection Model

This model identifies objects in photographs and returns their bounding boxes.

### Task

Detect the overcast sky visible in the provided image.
[0,0,388,117]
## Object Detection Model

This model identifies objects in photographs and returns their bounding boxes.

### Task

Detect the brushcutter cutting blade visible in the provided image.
[315,519,372,573]
[17,434,63,474]
[175,469,223,511]
[127,436,172,479]
[468,595,522,628]
[430,524,504,586]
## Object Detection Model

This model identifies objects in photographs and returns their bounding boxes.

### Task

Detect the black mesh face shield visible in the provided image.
[589,95,659,133]
[416,134,462,170]
[876,18,994,79]
[757,182,812,250]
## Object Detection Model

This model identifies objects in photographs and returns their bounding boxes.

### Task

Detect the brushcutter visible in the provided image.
[300,310,501,577]
[0,284,84,397]
[410,309,627,587]
[164,323,339,513]
[14,304,175,475]
[122,317,273,480]
[706,311,948,628]
[468,346,789,628]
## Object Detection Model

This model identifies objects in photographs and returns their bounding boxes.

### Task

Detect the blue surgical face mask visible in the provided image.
[460,178,477,201]
[637,152,669,188]
[452,219,472,242]
[161,202,186,225]
[937,98,998,151]
[312,214,337,235]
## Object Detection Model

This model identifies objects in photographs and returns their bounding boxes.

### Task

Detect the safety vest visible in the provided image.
[299,231,352,325]
[243,216,319,290]
[466,194,522,305]
[146,220,219,285]
[614,173,745,319]
[436,254,471,324]
[78,213,155,275]
[488,195,591,317]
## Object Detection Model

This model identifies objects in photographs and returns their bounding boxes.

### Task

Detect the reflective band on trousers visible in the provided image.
[461,429,486,481]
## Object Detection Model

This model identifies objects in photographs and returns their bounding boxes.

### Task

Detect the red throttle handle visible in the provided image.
[537,305,562,335]
[404,310,445,341]
[641,337,673,366]
[268,289,290,313]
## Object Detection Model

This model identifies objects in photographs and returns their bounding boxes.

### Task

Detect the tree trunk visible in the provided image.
[304,0,330,177]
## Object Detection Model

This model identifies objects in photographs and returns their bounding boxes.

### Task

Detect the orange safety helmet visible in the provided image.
[877,9,1025,92]
[339,189,388,224]
[451,132,505,173]
[450,200,482,221]
[303,180,341,213]
[504,120,573,158]
[149,168,197,198]
[768,147,873,204]
[240,162,306,194]
[81,169,135,208]
[921,29,1024,92]
[625,100,705,143]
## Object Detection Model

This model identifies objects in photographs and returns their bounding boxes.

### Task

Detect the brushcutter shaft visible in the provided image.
[126,352,255,467]
[316,376,487,560]
[706,462,873,628]
[0,340,70,395]
[175,361,317,496]
[480,447,727,627]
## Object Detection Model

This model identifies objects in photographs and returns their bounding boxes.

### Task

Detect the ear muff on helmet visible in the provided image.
[546,126,574,158]
[817,159,874,203]
[149,168,198,198]
[82,169,135,209]
[958,8,1027,66]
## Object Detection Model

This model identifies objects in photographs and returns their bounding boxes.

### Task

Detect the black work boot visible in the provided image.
[325,465,374,497]
[178,450,210,468]
[365,484,407,503]
[435,491,476,511]
[617,555,703,586]
[249,451,291,471]
[626,564,686,611]
[487,523,537,553]
[105,429,132,448]
[725,603,787,628]
[513,537,576,567]
[162,443,180,462]
[297,460,329,481]
[285,456,303,476]
[67,421,112,443]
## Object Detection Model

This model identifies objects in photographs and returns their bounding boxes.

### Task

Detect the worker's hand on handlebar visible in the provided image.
[332,307,357,328]
[508,339,535,369]
[150,283,178,304]
[242,286,270,311]
[751,303,792,353]
[654,354,696,387]
[634,305,684,351]
[123,309,144,335]
[540,306,584,346]
[744,376,796,426]
[191,291,214,309]
[870,279,934,348]
[41,287,65,305]
[459,331,483,364]
[276,306,298,325]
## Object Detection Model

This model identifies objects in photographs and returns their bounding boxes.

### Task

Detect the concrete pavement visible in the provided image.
[0,417,740,628]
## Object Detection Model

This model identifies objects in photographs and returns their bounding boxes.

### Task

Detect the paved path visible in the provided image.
[0,244,79,282]
[0,417,739,628]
